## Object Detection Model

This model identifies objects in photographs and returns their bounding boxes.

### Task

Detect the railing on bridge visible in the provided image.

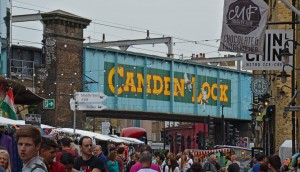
[10,59,35,92]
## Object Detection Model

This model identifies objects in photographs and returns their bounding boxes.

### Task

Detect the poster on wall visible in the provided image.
[25,114,41,127]
[219,0,269,55]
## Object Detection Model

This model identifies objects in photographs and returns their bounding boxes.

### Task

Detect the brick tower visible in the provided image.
[38,10,91,128]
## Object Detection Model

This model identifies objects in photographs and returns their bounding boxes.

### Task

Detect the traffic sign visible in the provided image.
[75,92,107,103]
[102,122,110,135]
[77,103,107,111]
[43,99,55,109]
[102,129,110,135]
[102,122,111,128]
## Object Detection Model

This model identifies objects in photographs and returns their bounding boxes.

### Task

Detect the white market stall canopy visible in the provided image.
[0,116,55,128]
[0,117,144,145]
[56,128,144,145]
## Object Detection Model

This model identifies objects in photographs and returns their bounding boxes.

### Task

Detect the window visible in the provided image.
[10,46,43,80]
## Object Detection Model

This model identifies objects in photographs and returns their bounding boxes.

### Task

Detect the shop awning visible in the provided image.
[0,116,55,128]
[0,76,44,105]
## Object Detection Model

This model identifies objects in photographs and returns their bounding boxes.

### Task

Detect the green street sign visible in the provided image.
[43,99,55,109]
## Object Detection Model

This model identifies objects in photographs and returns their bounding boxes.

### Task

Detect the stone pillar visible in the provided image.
[39,10,90,128]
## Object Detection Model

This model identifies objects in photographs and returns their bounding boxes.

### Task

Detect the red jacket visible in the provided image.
[56,148,77,163]
[50,161,66,172]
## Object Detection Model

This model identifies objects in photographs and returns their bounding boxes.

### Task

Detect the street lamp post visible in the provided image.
[279,44,298,154]
[73,91,78,134]
[291,0,296,155]
[221,105,225,144]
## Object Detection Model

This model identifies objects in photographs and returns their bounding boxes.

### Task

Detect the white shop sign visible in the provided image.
[242,29,293,71]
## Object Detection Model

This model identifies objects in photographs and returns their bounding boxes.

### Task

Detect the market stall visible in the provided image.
[56,128,144,145]
[0,116,55,128]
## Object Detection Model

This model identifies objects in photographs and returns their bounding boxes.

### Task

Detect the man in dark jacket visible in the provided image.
[203,155,221,172]
[93,145,108,168]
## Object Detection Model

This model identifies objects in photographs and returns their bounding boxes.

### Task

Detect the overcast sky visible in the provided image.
[11,0,230,58]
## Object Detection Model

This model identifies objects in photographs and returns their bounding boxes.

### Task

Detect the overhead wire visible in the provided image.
[14,0,52,11]
[12,5,43,12]
[12,39,42,45]
[11,1,250,117]
[11,24,185,56]
[12,25,43,32]
[12,0,221,50]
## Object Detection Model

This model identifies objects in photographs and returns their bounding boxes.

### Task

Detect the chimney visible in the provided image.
[191,54,195,59]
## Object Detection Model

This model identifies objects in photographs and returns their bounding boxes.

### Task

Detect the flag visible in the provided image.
[1,88,18,120]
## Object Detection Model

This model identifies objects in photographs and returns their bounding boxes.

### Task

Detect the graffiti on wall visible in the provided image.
[45,37,56,65]
[36,68,48,82]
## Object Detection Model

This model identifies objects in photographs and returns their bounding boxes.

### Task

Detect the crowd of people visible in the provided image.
[249,153,293,172]
[0,125,298,172]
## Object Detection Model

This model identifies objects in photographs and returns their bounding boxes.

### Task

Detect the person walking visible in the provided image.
[179,155,189,172]
[93,145,108,165]
[116,147,125,172]
[155,154,167,172]
[267,155,281,172]
[107,151,119,172]
[60,153,77,172]
[0,149,12,172]
[168,156,180,172]
[130,145,160,172]
[40,138,65,172]
[94,145,108,170]
[280,158,291,172]
[203,155,221,172]
[138,151,157,172]
[74,136,106,172]
[15,125,48,171]
[252,154,265,172]
[56,137,77,163]
[127,153,138,172]
[226,155,239,172]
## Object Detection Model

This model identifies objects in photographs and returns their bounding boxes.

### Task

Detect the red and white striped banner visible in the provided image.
[192,148,230,156]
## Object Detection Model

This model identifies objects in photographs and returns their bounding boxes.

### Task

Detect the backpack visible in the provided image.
[30,163,48,172]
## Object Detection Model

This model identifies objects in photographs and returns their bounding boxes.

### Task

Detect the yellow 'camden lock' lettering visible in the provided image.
[106,65,230,105]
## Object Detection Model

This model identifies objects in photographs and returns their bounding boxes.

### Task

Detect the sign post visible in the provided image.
[75,92,108,111]
[75,92,107,103]
[102,122,111,135]
[73,92,108,134]
[73,96,77,135]
[77,104,107,111]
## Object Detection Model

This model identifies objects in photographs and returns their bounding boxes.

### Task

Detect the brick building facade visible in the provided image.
[37,10,91,128]
[260,0,300,152]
